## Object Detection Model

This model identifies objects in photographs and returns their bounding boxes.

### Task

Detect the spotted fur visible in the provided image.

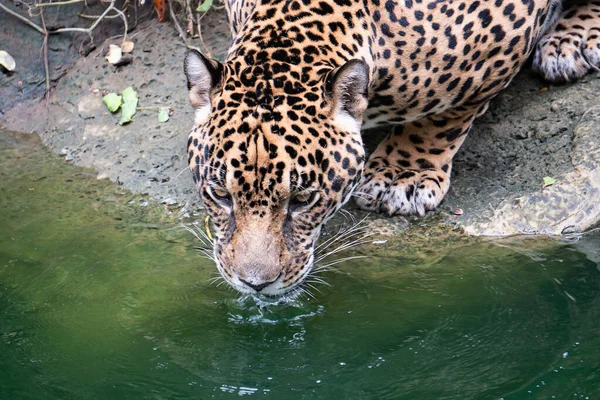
[184,0,599,296]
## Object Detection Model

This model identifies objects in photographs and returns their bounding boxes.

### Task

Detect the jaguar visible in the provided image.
[184,0,600,296]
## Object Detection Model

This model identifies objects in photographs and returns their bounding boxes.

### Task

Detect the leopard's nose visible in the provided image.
[239,278,274,292]
[238,273,281,292]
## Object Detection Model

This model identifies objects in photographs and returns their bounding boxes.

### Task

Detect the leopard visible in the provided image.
[183,0,600,297]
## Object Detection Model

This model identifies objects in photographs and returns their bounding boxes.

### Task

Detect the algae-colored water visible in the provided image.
[1,130,599,399]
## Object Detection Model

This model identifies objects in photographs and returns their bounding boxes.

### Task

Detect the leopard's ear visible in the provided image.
[326,59,370,131]
[184,49,224,123]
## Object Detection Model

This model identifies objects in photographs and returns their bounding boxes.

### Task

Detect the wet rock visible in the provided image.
[458,105,600,235]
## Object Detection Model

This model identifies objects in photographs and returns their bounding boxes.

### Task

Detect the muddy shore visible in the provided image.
[1,8,599,236]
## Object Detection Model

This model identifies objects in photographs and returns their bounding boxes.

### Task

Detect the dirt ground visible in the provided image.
[1,8,599,236]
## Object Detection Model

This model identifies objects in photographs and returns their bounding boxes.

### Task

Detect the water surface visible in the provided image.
[1,130,599,399]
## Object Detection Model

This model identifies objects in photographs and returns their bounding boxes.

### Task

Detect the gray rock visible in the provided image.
[77,93,104,120]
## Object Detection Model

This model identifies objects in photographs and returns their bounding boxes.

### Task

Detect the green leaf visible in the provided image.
[102,93,122,112]
[543,176,557,188]
[196,0,213,12]
[121,87,138,103]
[158,107,170,123]
[120,101,137,125]
[119,87,138,125]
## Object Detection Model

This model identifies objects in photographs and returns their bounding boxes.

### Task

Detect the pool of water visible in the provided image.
[1,130,600,399]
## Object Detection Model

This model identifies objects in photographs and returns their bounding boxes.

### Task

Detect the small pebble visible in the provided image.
[453,208,464,216]
[515,130,529,140]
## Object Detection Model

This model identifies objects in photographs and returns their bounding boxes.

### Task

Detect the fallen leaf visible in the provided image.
[0,50,16,71]
[158,107,170,123]
[121,40,135,53]
[121,87,138,103]
[197,0,213,12]
[543,176,556,188]
[119,87,138,125]
[120,102,137,125]
[540,87,548,92]
[153,0,166,21]
[105,44,122,64]
[102,93,122,112]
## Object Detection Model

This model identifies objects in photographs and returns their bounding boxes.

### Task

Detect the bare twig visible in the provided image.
[40,11,51,102]
[34,0,86,8]
[169,0,187,42]
[1,0,126,41]
[50,0,128,42]
[185,0,194,35]
[77,12,121,19]
[0,2,44,34]
[196,12,212,58]
[137,106,168,110]
[1,0,130,104]
[110,6,129,40]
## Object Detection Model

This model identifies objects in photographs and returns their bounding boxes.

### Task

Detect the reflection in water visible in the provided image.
[1,129,600,399]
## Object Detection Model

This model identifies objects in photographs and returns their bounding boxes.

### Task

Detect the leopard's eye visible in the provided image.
[289,191,319,213]
[208,186,232,208]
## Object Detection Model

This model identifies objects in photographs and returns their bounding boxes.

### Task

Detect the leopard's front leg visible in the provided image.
[355,108,483,216]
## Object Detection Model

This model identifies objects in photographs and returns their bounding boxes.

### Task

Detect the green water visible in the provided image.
[1,130,599,399]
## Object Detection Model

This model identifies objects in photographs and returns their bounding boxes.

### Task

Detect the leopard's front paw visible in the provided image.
[354,160,450,216]
[533,35,591,82]
[533,18,600,83]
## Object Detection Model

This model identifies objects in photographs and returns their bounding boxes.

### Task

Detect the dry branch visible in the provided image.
[0,2,44,34]
[0,0,129,100]
[40,11,50,101]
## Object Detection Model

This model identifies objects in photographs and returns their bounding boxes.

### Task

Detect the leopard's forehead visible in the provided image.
[192,102,362,206]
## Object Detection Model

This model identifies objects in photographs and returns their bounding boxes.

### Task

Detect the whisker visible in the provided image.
[301,286,317,301]
[315,215,369,253]
[317,229,372,257]
[305,282,322,294]
[351,191,377,201]
[195,248,216,261]
[337,208,357,223]
[216,280,228,288]
[318,255,369,269]
[316,235,374,263]
[306,276,331,287]
[310,266,339,274]
[180,223,211,247]
[175,166,190,179]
